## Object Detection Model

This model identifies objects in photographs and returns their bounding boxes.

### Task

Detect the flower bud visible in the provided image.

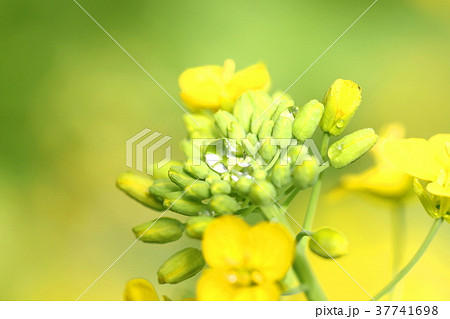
[320,79,362,136]
[228,121,247,141]
[152,161,183,180]
[116,172,164,211]
[183,112,215,137]
[157,248,205,284]
[270,162,292,188]
[214,110,238,137]
[184,159,211,180]
[233,176,255,195]
[292,159,328,190]
[149,179,181,200]
[249,180,277,206]
[132,217,184,243]
[249,91,278,134]
[272,111,294,139]
[124,278,159,301]
[163,191,206,216]
[168,165,196,188]
[210,180,231,195]
[258,120,277,163]
[309,227,349,259]
[328,128,378,168]
[209,194,241,214]
[293,99,324,141]
[185,180,211,200]
[271,99,293,121]
[233,92,256,132]
[185,216,214,239]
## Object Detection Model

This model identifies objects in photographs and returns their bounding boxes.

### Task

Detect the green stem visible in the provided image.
[292,132,330,301]
[373,217,444,301]
[389,201,406,301]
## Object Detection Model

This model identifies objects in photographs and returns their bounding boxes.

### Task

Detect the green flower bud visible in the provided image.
[183,112,216,137]
[309,227,349,259]
[124,278,159,301]
[116,172,164,211]
[233,92,256,132]
[228,121,247,141]
[253,169,267,181]
[214,110,238,137]
[163,191,206,216]
[185,180,211,200]
[272,111,294,139]
[328,128,378,168]
[210,180,231,195]
[249,180,277,206]
[185,216,214,239]
[270,162,292,188]
[258,120,277,163]
[292,159,328,190]
[152,161,183,180]
[320,79,362,136]
[293,99,324,141]
[233,176,255,195]
[149,179,181,200]
[132,217,184,243]
[249,91,277,134]
[209,194,241,214]
[184,159,211,180]
[271,99,293,121]
[157,248,205,284]
[168,165,196,188]
[242,133,258,155]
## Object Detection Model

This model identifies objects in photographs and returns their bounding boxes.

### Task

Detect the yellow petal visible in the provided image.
[246,222,295,281]
[179,65,224,110]
[426,182,450,198]
[372,122,405,164]
[233,281,281,301]
[202,215,249,269]
[227,63,270,98]
[383,138,441,181]
[124,278,159,301]
[196,269,237,301]
[429,134,450,169]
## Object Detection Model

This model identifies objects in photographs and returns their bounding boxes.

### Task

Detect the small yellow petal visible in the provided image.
[426,182,450,198]
[227,63,270,98]
[124,278,159,301]
[429,134,450,169]
[202,215,249,269]
[233,281,281,301]
[179,65,224,110]
[196,269,237,301]
[383,138,441,181]
[246,222,295,281]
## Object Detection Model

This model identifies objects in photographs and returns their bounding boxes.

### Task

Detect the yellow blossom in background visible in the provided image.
[179,59,270,112]
[384,134,450,221]
[338,123,412,199]
[124,278,159,301]
[197,215,294,301]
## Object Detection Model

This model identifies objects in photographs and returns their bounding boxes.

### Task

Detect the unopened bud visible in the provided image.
[272,111,294,139]
[168,165,196,188]
[233,176,255,195]
[157,248,205,284]
[184,159,211,180]
[249,180,277,206]
[152,161,183,180]
[149,179,181,200]
[328,128,378,168]
[185,216,214,239]
[270,162,292,188]
[320,79,362,136]
[233,92,256,132]
[185,180,211,200]
[116,172,164,211]
[210,180,231,195]
[214,110,238,137]
[258,120,277,163]
[293,100,324,141]
[228,121,247,140]
[124,278,159,301]
[292,159,328,190]
[209,194,241,214]
[132,217,184,243]
[309,227,348,259]
[163,191,206,216]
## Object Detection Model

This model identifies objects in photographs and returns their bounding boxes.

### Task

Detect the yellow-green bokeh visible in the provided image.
[0,0,449,300]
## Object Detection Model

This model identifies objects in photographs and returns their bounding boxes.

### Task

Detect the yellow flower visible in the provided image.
[179,59,270,112]
[124,278,159,301]
[339,123,412,199]
[384,133,450,220]
[197,215,294,301]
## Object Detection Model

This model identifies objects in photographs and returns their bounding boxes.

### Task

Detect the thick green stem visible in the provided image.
[373,217,444,301]
[389,201,406,300]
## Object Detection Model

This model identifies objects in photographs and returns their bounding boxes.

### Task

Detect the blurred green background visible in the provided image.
[1,0,449,300]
